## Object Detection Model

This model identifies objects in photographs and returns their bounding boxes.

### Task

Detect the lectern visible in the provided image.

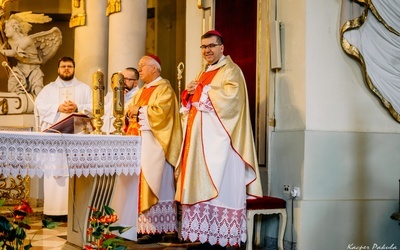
[43,113,92,134]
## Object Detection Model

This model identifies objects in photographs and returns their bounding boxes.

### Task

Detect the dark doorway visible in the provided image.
[215,0,257,130]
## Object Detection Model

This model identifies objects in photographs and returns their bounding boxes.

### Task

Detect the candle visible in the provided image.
[92,69,105,117]
[112,72,124,117]
[110,72,125,135]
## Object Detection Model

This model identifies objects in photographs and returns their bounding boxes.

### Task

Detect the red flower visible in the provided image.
[98,216,107,224]
[13,199,33,214]
[103,233,116,240]
[88,206,98,212]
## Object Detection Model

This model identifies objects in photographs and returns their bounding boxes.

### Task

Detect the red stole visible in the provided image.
[125,86,157,136]
[177,69,219,200]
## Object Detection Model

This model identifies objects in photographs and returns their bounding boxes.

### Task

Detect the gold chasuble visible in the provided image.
[175,56,262,205]
[126,79,181,213]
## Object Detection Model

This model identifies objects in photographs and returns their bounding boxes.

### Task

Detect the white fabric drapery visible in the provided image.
[341,0,400,120]
[0,131,141,178]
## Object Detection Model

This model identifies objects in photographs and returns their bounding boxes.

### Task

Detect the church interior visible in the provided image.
[0,0,399,250]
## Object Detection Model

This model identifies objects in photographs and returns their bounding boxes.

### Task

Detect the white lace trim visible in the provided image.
[137,200,178,234]
[0,131,141,178]
[181,202,247,247]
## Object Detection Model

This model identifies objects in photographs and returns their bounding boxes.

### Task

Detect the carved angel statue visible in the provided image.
[0,11,62,96]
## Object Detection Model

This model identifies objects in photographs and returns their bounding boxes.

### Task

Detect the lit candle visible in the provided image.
[92,69,105,117]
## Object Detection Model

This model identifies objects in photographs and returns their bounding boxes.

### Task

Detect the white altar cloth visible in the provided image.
[0,131,142,248]
[0,131,141,177]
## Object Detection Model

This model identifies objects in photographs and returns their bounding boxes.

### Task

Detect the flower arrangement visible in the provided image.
[85,205,131,250]
[0,199,33,250]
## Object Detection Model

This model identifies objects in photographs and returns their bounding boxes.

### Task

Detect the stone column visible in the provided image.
[108,0,147,90]
[107,1,148,241]
[74,0,109,86]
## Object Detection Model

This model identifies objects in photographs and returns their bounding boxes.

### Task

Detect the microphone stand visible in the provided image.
[2,61,40,131]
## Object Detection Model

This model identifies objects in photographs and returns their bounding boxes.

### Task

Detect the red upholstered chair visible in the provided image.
[246,196,287,250]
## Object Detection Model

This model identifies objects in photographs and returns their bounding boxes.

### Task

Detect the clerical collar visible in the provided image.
[145,76,162,88]
[58,77,74,87]
[205,55,225,72]
[60,80,73,86]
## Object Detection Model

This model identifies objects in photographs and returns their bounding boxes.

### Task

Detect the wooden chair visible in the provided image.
[246,196,287,250]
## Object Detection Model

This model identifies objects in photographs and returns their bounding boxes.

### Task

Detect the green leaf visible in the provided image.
[113,246,127,250]
[104,205,115,215]
[0,217,12,232]
[24,243,32,249]
[92,210,102,219]
[109,226,132,234]
[0,200,5,207]
[6,228,16,242]
[42,220,60,229]
[91,229,103,239]
[18,221,31,230]
[102,238,125,248]
[16,226,27,240]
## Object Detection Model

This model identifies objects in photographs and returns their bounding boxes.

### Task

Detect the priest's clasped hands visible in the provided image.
[58,100,77,113]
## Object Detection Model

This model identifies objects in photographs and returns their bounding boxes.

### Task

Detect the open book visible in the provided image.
[43,113,93,134]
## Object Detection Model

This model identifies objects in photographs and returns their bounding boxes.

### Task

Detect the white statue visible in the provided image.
[0,12,62,97]
[0,11,62,115]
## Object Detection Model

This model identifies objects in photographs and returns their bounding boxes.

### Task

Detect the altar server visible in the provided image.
[35,56,92,218]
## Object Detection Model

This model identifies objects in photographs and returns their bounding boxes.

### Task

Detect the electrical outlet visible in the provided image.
[283,184,291,195]
[291,186,301,198]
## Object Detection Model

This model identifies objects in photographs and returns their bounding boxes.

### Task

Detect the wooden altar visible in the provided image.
[0,131,141,249]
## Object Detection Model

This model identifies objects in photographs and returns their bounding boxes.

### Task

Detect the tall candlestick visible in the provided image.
[111,72,125,135]
[91,69,105,135]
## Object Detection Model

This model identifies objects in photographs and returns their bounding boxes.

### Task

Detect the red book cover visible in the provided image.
[44,113,93,134]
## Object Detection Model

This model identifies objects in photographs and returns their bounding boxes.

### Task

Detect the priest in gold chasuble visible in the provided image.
[175,30,263,248]
[125,54,182,241]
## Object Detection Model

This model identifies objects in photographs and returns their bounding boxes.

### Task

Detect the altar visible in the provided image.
[0,131,141,248]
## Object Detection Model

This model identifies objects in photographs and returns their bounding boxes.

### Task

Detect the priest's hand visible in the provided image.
[186,80,199,95]
[58,100,77,113]
[126,105,140,119]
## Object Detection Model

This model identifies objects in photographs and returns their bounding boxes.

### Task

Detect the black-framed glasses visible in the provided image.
[200,43,222,50]
[124,78,137,81]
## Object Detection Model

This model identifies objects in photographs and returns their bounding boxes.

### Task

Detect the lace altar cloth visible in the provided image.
[0,131,141,178]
